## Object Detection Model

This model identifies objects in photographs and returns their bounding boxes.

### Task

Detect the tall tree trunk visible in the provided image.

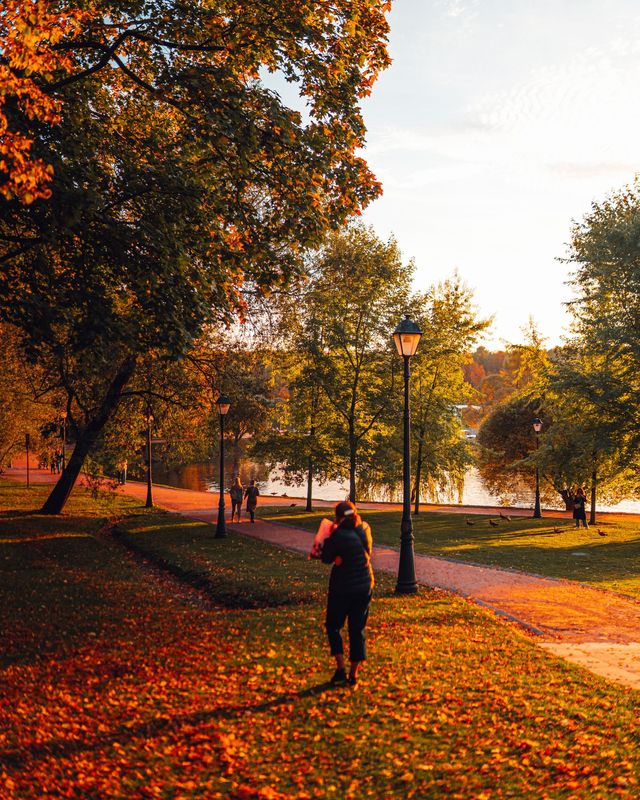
[231,437,241,478]
[348,419,357,504]
[41,356,137,514]
[306,423,315,512]
[590,468,597,525]
[413,436,423,515]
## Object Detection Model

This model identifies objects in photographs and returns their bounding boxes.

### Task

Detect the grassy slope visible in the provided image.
[259,506,640,597]
[1,481,639,799]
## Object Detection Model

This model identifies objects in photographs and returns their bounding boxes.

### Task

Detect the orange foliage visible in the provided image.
[0,0,85,203]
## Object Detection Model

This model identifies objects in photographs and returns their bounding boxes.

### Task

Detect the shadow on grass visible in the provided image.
[112,512,334,609]
[1,682,337,769]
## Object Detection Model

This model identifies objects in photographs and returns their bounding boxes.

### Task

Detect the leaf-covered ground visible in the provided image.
[260,506,640,597]
[2,481,640,799]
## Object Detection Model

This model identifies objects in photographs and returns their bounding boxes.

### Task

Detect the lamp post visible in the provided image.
[25,433,30,489]
[215,394,231,539]
[532,417,542,519]
[60,411,67,471]
[145,407,154,509]
[393,315,422,594]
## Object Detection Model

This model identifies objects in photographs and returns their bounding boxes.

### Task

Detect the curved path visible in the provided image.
[5,464,640,690]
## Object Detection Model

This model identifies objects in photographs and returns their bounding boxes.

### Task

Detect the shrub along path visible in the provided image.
[6,464,640,691]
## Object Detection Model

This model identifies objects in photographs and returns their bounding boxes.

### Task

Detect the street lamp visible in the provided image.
[145,407,154,509]
[60,411,67,471]
[215,394,231,539]
[393,315,422,594]
[25,432,31,489]
[532,417,542,519]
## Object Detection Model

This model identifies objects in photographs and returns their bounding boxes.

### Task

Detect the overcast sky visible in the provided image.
[358,0,640,348]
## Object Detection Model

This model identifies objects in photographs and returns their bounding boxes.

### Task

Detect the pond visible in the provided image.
[151,460,640,513]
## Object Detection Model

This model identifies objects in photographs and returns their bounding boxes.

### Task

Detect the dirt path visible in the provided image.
[5,464,640,690]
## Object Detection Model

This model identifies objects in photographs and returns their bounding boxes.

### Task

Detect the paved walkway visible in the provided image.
[4,464,640,690]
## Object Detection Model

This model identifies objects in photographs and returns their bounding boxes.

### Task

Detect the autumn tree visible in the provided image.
[0,1,85,203]
[0,323,59,469]
[476,322,555,507]
[0,1,391,513]
[476,394,551,507]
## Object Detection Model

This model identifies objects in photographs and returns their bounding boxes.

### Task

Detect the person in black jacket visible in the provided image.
[320,500,374,686]
[573,486,589,529]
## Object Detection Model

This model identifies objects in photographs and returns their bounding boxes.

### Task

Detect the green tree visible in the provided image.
[216,345,280,479]
[0,2,391,513]
[545,344,639,522]
[565,178,640,462]
[282,224,411,503]
[409,276,490,511]
[252,354,338,511]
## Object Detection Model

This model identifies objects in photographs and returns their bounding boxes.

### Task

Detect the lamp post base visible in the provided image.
[395,580,419,595]
[215,499,227,538]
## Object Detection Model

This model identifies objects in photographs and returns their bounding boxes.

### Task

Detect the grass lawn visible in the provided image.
[2,480,640,798]
[259,505,640,597]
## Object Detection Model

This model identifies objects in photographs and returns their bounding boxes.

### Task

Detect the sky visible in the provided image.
[357,0,640,348]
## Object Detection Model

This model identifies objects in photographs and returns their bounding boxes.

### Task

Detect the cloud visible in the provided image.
[437,0,480,19]
[548,162,638,179]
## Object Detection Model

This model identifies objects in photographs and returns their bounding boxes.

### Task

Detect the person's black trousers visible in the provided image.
[325,591,371,662]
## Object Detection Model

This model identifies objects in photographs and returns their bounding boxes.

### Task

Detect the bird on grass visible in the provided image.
[597,529,608,537]
[289,503,297,507]
[499,512,512,521]
[465,519,475,526]
[553,527,562,534]
[489,519,499,527]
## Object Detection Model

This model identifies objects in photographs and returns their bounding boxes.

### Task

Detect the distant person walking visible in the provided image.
[244,479,259,524]
[229,477,244,522]
[315,500,374,687]
[573,487,589,529]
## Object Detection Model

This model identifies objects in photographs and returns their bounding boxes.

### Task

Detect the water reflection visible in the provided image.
[152,460,351,501]
[152,460,640,513]
[152,460,505,506]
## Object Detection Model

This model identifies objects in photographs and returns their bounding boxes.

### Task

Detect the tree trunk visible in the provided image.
[413,436,423,515]
[231,436,241,478]
[559,488,574,511]
[590,468,597,525]
[41,356,137,514]
[348,420,357,504]
[306,423,315,512]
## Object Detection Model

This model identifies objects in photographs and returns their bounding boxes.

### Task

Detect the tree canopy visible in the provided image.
[0,1,391,512]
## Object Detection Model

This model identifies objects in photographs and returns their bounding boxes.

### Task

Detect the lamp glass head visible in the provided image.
[392,316,422,357]
[217,394,231,416]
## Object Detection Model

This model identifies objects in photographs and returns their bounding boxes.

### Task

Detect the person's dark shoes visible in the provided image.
[330,668,347,685]
[347,675,357,687]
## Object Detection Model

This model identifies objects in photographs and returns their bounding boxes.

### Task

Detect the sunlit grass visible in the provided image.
[259,506,640,597]
[2,485,640,797]
[0,485,640,800]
